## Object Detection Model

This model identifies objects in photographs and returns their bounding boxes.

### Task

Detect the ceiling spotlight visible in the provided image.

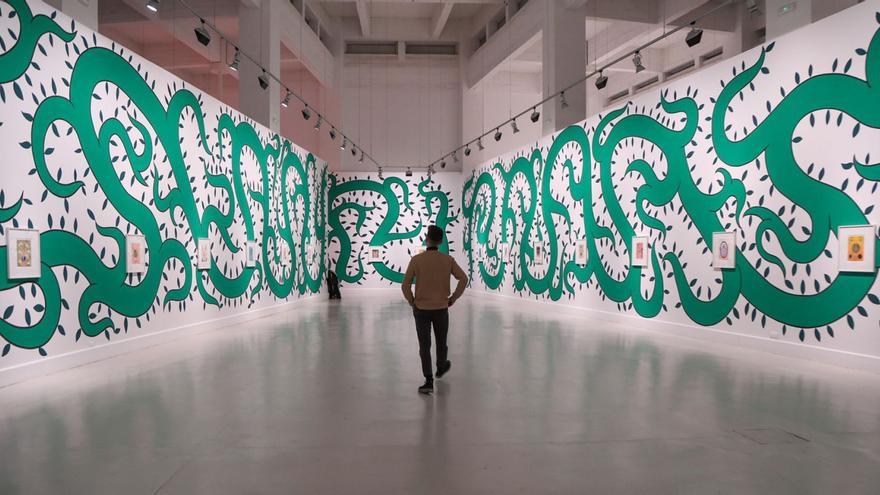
[378,167,384,179]
[229,48,240,72]
[464,145,471,157]
[477,138,485,151]
[301,105,311,120]
[405,167,413,177]
[146,0,160,13]
[560,91,569,109]
[351,146,357,156]
[359,150,365,162]
[314,116,322,131]
[427,165,434,179]
[530,107,540,123]
[746,0,760,15]
[440,159,446,169]
[258,70,269,90]
[452,151,459,162]
[194,19,211,46]
[633,51,645,73]
[685,23,703,47]
[281,91,291,108]
[511,119,520,134]
[329,128,337,140]
[595,71,608,90]
[494,128,502,142]
[340,138,347,151]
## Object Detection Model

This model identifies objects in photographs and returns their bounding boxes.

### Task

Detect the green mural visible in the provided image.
[464,16,880,342]
[0,0,326,356]
[328,174,458,285]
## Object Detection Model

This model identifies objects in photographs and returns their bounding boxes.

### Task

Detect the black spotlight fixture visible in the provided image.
[530,107,540,123]
[359,150,365,162]
[340,137,347,151]
[194,19,211,46]
[329,127,337,140]
[511,119,520,134]
[440,159,446,169]
[146,0,160,13]
[477,137,485,151]
[560,91,569,109]
[258,70,269,90]
[685,23,703,47]
[595,71,608,90]
[452,151,459,162]
[494,128,502,142]
[301,105,311,120]
[378,167,384,180]
[314,116,322,131]
[351,146,357,157]
[229,48,240,72]
[405,167,413,177]
[281,90,291,108]
[633,51,645,73]
[464,145,471,157]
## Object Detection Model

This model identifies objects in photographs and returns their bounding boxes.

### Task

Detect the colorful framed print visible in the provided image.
[125,234,147,274]
[246,241,257,268]
[197,238,211,270]
[838,225,876,273]
[712,231,736,270]
[631,236,649,268]
[575,239,588,266]
[534,243,544,266]
[368,246,382,263]
[6,228,41,280]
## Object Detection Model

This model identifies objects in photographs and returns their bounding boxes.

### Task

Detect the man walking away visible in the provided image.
[402,225,468,395]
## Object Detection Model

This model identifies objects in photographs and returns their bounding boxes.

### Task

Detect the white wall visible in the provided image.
[462,1,880,367]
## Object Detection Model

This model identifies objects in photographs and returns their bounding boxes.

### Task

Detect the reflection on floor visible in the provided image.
[1,291,880,494]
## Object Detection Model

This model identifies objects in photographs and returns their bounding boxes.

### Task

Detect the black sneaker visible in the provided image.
[435,360,451,379]
[418,380,434,395]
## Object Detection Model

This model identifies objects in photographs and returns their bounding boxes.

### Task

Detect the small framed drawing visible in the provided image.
[534,244,545,266]
[6,228,41,280]
[631,236,649,268]
[499,242,510,261]
[368,246,382,263]
[246,241,258,268]
[197,238,211,270]
[712,231,737,270]
[575,239,588,266]
[126,235,147,274]
[838,225,877,273]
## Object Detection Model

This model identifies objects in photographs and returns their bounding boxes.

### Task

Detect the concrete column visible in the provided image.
[60,0,98,31]
[542,0,586,134]
[765,0,812,40]
[239,0,281,132]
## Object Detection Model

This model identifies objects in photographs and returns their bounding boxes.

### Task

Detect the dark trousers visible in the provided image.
[413,308,449,379]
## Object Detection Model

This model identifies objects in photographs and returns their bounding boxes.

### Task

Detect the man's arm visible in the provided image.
[449,259,468,305]
[402,259,416,306]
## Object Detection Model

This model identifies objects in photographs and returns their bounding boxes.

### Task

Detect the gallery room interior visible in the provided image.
[1,0,880,492]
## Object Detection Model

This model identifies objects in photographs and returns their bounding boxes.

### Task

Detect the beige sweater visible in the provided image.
[402,249,468,310]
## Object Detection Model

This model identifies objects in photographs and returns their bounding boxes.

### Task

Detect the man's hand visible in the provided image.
[448,297,455,307]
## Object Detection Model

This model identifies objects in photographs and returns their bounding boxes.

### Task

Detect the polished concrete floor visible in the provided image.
[1,292,880,494]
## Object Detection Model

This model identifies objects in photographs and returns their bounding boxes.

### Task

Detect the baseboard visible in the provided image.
[473,289,880,375]
[0,294,323,388]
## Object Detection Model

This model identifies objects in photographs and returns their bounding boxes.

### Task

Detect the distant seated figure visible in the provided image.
[327,269,341,299]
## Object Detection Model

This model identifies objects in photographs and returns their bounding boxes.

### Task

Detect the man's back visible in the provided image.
[402,249,468,310]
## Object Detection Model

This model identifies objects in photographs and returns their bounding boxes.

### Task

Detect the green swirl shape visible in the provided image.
[0,2,325,352]
[464,22,880,336]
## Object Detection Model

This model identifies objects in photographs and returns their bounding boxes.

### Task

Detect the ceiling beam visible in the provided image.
[356,0,371,37]
[431,2,455,39]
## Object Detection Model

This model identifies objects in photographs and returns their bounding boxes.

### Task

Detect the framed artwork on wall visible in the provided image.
[6,228,41,280]
[838,225,877,273]
[575,239,588,266]
[246,241,257,268]
[125,235,147,274]
[368,246,382,263]
[712,232,737,270]
[534,244,544,266]
[197,238,211,270]
[631,236,649,268]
